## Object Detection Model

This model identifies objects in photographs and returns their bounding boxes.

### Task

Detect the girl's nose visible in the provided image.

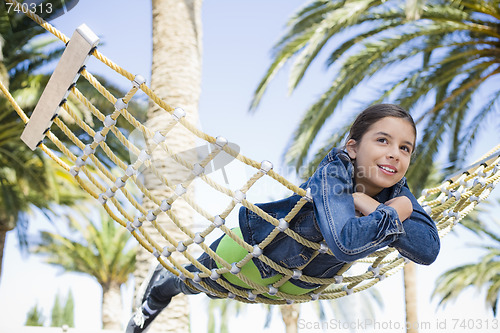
[388,146,399,160]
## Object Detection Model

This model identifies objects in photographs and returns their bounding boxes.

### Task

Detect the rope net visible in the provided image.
[1,0,500,305]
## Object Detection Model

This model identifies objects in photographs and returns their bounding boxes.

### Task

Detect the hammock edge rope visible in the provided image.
[1,0,499,305]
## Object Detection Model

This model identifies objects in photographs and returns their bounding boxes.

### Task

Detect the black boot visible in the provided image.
[125,298,170,333]
[125,263,170,333]
[124,263,200,332]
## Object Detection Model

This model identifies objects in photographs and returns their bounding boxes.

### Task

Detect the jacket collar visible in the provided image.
[374,177,407,201]
[321,147,407,200]
[318,147,350,168]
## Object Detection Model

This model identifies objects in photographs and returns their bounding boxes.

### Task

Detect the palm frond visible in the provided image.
[34,212,137,286]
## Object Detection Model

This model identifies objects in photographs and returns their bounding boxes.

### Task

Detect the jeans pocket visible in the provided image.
[303,254,345,279]
[279,247,315,269]
[291,211,323,243]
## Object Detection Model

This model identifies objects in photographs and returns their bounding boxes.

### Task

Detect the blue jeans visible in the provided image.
[148,236,233,309]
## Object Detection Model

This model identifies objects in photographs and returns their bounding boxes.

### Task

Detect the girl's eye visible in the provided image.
[377,138,388,144]
[401,145,411,153]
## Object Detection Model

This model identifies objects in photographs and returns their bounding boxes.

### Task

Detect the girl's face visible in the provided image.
[345,117,415,197]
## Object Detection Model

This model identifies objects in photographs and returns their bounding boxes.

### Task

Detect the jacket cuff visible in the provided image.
[376,203,405,235]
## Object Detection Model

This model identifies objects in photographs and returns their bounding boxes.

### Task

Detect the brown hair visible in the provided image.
[345,104,416,149]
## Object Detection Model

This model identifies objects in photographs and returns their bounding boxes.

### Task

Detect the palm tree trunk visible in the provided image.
[0,229,6,284]
[404,262,418,333]
[134,1,203,332]
[280,304,299,333]
[1,41,12,287]
[0,36,9,91]
[101,281,123,330]
[0,215,15,285]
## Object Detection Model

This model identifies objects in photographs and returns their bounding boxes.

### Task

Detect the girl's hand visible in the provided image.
[352,192,379,216]
[352,193,413,222]
[385,196,413,221]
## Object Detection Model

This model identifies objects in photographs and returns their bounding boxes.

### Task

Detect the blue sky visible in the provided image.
[1,0,499,332]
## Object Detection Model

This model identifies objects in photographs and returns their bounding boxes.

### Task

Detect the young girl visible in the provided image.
[126,104,440,333]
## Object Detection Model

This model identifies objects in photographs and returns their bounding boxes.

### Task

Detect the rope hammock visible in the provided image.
[1,0,499,305]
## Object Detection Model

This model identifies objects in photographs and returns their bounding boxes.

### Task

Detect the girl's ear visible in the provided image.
[345,139,358,160]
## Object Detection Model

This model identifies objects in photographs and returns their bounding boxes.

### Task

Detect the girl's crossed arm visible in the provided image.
[352,190,439,265]
[353,192,413,221]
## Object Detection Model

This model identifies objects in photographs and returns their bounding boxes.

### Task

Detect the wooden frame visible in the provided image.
[21,24,99,150]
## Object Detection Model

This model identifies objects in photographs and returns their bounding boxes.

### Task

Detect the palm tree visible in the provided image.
[0,59,86,283]
[249,1,499,332]
[0,0,146,285]
[0,0,77,284]
[132,1,203,332]
[0,137,83,281]
[432,199,500,316]
[206,298,245,333]
[251,0,499,183]
[34,211,137,330]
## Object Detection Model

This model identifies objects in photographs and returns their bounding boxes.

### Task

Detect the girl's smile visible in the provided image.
[345,117,415,197]
[378,164,397,174]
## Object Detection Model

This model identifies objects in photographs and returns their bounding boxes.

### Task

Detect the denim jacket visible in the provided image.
[239,148,440,289]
